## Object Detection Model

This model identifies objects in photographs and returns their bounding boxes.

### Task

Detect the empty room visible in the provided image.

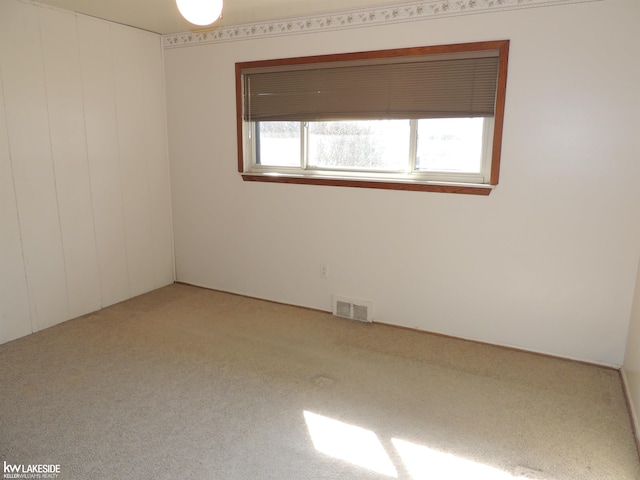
[1,0,639,478]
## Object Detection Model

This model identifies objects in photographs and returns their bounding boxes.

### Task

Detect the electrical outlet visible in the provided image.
[320,265,328,278]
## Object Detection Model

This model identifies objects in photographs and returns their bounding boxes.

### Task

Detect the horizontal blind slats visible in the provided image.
[244,56,499,121]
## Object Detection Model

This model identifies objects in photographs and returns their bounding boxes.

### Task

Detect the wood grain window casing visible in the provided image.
[235,40,509,195]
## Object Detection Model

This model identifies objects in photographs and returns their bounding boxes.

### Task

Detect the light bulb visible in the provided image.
[176,0,223,26]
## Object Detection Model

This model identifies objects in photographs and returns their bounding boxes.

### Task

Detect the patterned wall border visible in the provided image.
[163,0,600,48]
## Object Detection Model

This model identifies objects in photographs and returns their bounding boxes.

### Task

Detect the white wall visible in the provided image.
[165,0,640,366]
[0,0,174,344]
[623,258,640,444]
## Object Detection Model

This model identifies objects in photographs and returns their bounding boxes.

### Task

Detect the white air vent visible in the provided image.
[332,295,373,323]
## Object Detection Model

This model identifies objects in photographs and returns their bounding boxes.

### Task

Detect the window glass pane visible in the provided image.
[416,118,485,173]
[257,122,300,166]
[308,120,410,171]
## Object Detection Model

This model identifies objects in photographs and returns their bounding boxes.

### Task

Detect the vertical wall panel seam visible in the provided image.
[159,37,177,283]
[74,15,104,309]
[36,4,70,327]
[109,23,132,299]
[139,34,155,288]
[0,57,35,335]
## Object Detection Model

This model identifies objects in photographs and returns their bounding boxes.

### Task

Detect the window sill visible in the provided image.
[240,173,495,195]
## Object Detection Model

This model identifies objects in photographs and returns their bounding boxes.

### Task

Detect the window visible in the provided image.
[235,40,509,195]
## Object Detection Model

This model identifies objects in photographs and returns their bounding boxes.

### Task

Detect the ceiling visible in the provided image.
[33,0,409,35]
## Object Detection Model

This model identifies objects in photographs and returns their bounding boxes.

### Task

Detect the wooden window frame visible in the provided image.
[235,40,509,196]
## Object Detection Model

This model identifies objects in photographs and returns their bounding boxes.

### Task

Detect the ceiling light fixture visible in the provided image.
[176,0,223,26]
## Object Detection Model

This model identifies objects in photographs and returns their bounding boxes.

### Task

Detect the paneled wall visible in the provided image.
[0,0,174,344]
[623,259,640,446]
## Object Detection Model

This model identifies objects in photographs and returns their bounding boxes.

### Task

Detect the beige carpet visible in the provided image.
[0,283,638,480]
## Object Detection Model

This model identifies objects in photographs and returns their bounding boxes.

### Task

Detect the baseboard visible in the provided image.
[620,368,640,459]
[175,281,620,370]
[376,320,620,371]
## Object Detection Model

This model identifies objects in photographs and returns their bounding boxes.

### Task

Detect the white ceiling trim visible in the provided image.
[163,0,600,48]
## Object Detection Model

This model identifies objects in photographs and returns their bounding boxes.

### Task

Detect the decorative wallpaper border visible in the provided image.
[163,0,600,48]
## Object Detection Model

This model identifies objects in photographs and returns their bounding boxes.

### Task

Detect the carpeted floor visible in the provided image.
[0,283,638,479]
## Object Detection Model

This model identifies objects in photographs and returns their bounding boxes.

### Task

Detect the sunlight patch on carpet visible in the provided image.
[303,410,398,477]
[303,410,541,479]
[392,437,514,479]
